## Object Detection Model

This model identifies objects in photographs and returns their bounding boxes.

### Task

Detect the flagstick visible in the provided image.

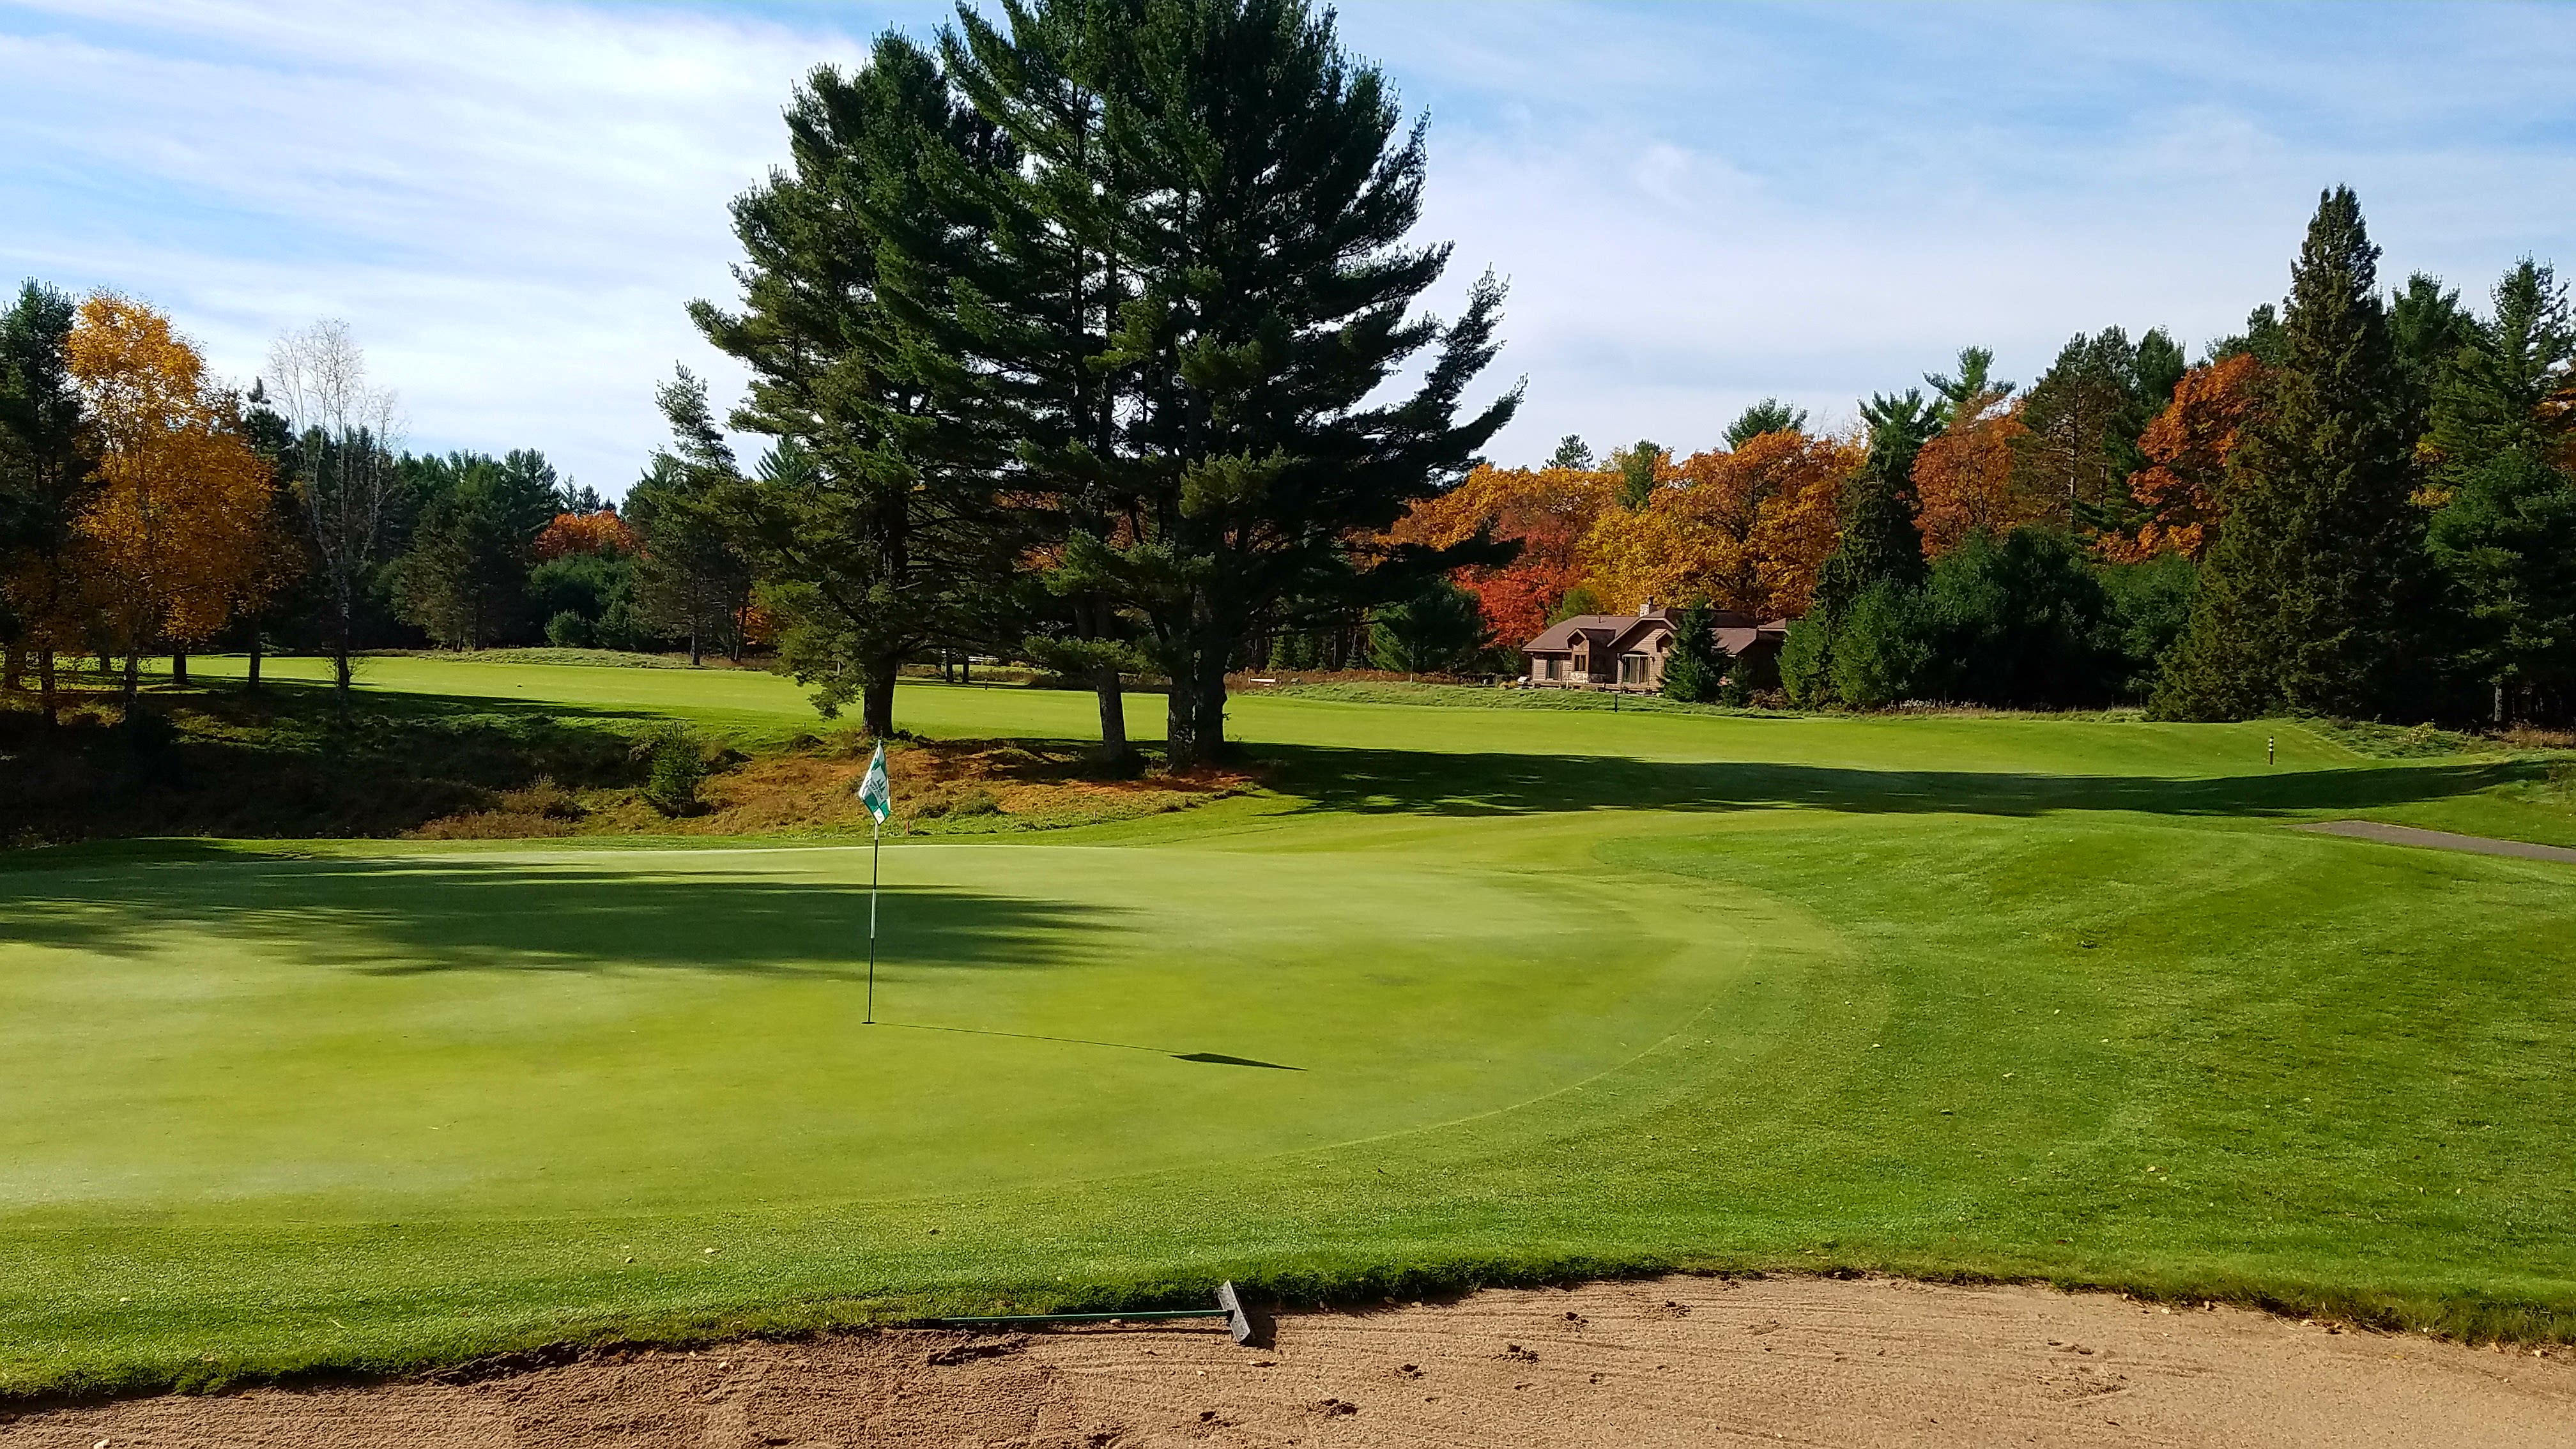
[866,817,881,1025]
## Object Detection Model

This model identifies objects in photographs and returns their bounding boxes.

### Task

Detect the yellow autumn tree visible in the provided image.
[65,293,283,700]
[1577,429,1860,619]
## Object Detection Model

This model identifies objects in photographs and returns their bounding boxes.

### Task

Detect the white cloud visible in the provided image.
[1,0,890,491]
[6,0,2574,486]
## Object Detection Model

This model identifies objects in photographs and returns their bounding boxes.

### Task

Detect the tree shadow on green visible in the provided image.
[1255,742,2539,819]
[0,857,1125,977]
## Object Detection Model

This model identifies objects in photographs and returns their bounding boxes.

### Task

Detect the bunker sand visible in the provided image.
[8,1276,2572,1448]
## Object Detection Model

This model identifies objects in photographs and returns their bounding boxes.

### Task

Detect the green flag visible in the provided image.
[857,742,891,824]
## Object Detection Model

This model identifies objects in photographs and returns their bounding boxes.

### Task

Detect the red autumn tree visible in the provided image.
[1391,463,1618,642]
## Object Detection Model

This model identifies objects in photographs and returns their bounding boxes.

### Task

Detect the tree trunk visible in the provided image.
[861,656,900,740]
[3,641,21,693]
[247,629,263,693]
[122,650,141,720]
[1096,670,1129,766]
[38,649,57,727]
[1165,646,1229,770]
[171,650,189,686]
[961,655,971,685]
[333,588,355,700]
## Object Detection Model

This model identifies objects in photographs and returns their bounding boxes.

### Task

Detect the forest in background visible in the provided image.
[6,0,2575,747]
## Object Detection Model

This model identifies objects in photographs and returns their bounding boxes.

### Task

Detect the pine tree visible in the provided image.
[1086,0,1518,766]
[1724,398,1805,448]
[2154,187,2434,721]
[1791,389,1937,704]
[2426,259,2576,721]
[690,33,1022,737]
[0,281,97,724]
[1658,606,1724,702]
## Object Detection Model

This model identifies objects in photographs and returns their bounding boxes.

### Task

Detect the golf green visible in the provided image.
[6,661,2575,1396]
[0,839,1738,1215]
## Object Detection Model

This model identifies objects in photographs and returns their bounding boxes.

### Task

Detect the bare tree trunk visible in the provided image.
[247,628,263,693]
[38,648,57,727]
[122,649,141,720]
[171,650,190,686]
[3,641,20,693]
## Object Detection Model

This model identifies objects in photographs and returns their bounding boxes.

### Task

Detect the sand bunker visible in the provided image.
[6,1275,2573,1448]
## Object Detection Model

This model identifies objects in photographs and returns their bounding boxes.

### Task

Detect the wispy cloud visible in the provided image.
[5,1,2573,484]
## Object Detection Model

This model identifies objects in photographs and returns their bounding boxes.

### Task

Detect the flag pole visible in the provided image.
[866,816,880,1025]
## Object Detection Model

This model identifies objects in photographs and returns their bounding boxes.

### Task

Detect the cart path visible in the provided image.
[2295,818,2576,864]
[5,1275,2572,1448]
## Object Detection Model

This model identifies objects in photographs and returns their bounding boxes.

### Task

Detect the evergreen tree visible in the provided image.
[1924,346,2012,427]
[2010,325,2181,538]
[690,33,1018,737]
[631,371,758,666]
[1658,606,1726,703]
[0,281,97,724]
[1547,434,1595,469]
[1080,0,1518,766]
[2426,259,2576,721]
[1368,576,1491,675]
[2154,187,2434,721]
[1615,438,1663,508]
[1790,389,1938,705]
[2389,272,2474,444]
[1724,397,1805,448]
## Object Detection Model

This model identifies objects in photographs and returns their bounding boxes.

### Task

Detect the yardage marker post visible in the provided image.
[858,742,893,1025]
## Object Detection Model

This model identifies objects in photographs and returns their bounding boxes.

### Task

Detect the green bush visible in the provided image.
[1779,618,1832,707]
[640,726,708,815]
[544,610,595,648]
[1830,580,1933,707]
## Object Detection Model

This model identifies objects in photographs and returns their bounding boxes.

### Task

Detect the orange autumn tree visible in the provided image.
[534,506,640,560]
[64,293,283,702]
[1390,463,1618,643]
[2112,351,2267,562]
[1913,389,2039,558]
[1579,429,1859,619]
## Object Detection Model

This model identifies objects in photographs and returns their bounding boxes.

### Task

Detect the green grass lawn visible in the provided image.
[5,659,2575,1396]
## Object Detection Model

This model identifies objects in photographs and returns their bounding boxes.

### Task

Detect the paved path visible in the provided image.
[2295,819,2576,864]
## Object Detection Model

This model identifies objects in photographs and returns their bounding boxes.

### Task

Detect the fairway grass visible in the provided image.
[5,663,2575,1397]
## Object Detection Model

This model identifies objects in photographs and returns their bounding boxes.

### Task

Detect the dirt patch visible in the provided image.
[8,1276,2573,1447]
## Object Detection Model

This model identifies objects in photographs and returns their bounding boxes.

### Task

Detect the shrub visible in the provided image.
[545,610,595,648]
[1779,618,1832,707]
[1830,580,1933,708]
[639,726,708,815]
[1370,579,1494,675]
[949,785,1002,817]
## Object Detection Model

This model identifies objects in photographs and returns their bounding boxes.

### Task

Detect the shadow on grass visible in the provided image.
[0,857,1124,977]
[1253,743,2541,820]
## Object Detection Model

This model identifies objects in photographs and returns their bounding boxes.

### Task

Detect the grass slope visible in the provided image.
[3,661,2573,1397]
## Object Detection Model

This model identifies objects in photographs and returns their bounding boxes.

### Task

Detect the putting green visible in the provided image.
[0,838,1743,1218]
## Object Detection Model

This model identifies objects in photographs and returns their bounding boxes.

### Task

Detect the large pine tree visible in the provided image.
[2425,260,2576,721]
[691,34,1025,737]
[2153,187,2435,721]
[1082,0,1519,765]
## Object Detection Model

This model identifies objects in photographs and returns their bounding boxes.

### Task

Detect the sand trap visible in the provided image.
[4,1275,2572,1448]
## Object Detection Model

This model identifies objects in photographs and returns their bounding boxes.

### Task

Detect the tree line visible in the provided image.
[0,300,762,721]
[1400,189,2574,723]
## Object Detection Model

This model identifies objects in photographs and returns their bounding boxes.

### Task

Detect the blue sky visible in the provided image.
[6,1,2573,494]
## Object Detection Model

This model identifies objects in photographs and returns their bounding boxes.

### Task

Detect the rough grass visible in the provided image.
[4,657,2575,1400]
